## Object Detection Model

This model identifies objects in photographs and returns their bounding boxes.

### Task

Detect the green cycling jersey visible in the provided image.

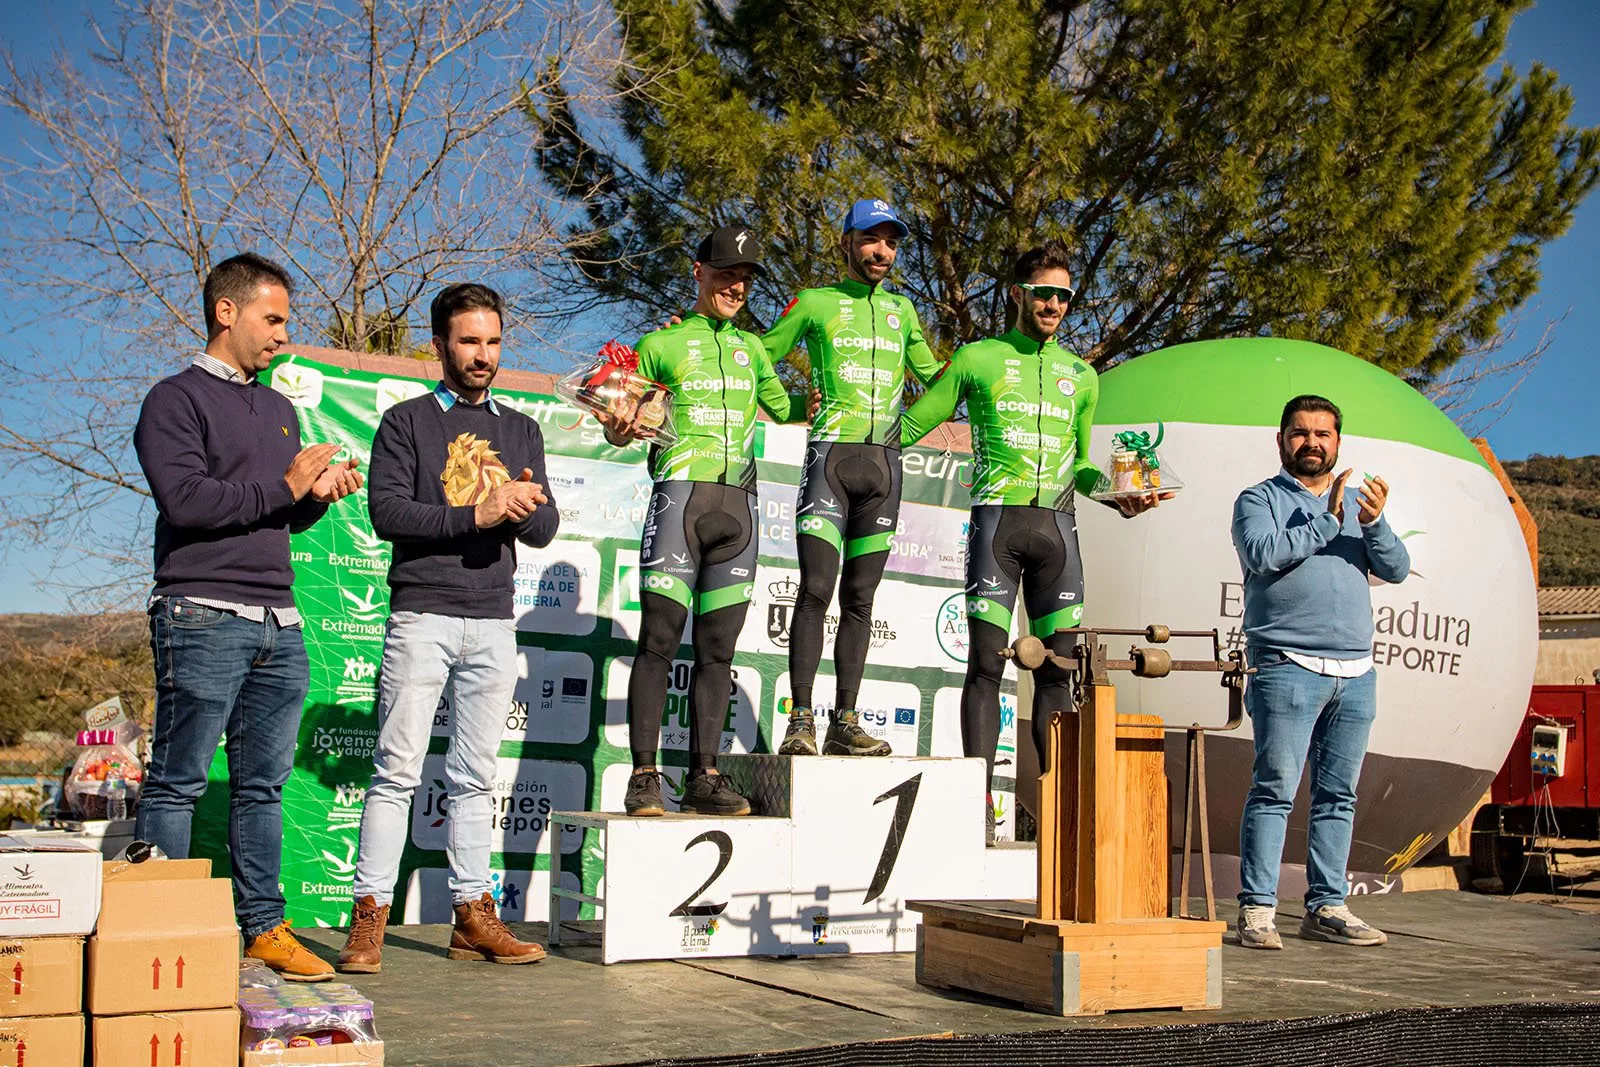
[635,313,805,489]
[761,279,942,447]
[901,329,1101,511]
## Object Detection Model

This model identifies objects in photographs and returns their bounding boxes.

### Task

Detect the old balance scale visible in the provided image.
[911,625,1249,1015]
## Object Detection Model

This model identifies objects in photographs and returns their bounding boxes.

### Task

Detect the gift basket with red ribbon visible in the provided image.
[555,340,675,444]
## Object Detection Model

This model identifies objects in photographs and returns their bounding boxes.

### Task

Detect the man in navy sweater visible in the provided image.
[1232,395,1410,951]
[134,252,362,981]
[337,283,556,973]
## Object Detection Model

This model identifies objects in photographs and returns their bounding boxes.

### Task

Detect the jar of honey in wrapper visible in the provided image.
[1108,424,1168,494]
[1110,448,1162,493]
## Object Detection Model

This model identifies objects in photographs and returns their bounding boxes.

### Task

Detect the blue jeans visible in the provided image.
[1238,649,1377,911]
[137,598,307,940]
[352,611,517,907]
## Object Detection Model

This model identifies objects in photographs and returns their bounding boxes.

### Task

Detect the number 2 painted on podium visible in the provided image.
[864,773,922,903]
[670,829,734,916]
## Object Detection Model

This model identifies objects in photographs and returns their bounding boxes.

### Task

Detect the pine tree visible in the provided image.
[531,0,1598,383]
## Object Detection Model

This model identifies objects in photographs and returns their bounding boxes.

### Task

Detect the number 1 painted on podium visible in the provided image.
[864,773,922,904]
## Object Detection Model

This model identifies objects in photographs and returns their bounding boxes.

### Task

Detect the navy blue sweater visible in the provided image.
[134,365,328,606]
[367,392,559,618]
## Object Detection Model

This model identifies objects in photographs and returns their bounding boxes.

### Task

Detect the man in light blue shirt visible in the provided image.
[1231,395,1410,950]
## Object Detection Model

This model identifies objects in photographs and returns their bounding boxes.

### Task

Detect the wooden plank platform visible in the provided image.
[911,899,1225,1015]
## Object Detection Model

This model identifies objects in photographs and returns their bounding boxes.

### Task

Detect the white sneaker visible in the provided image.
[1301,904,1387,946]
[1237,903,1282,950]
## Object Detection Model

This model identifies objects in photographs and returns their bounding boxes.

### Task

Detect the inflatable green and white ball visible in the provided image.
[1077,338,1537,888]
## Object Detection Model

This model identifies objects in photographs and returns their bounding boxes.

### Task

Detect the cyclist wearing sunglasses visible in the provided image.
[598,225,809,817]
[901,243,1160,839]
[761,199,943,758]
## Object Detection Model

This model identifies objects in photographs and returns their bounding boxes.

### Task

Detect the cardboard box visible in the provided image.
[242,1042,385,1066]
[0,834,103,936]
[0,936,82,1017]
[93,1006,239,1067]
[0,1012,84,1066]
[87,860,239,1015]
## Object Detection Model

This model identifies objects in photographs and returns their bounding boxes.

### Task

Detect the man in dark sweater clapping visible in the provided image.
[134,252,362,981]
[338,283,557,973]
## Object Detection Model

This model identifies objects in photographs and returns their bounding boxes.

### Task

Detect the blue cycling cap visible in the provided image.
[842,198,909,238]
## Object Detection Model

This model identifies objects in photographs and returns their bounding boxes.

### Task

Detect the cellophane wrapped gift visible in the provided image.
[1089,423,1185,502]
[239,979,382,1056]
[555,340,675,444]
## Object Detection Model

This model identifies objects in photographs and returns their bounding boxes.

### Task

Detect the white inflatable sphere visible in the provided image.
[1077,338,1537,879]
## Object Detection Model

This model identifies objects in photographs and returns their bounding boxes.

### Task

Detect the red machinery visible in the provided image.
[1471,685,1600,885]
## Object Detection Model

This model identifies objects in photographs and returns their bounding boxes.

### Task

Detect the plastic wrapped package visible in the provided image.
[554,340,675,444]
[64,730,144,820]
[1089,424,1185,502]
[240,957,284,989]
[239,981,381,1059]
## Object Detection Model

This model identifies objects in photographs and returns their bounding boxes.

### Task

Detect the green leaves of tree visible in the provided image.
[530,0,1597,380]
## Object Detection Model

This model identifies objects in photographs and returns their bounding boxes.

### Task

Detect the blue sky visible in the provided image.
[0,1,1596,614]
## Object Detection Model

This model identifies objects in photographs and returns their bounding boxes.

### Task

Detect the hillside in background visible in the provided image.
[1503,455,1600,588]
[0,612,149,751]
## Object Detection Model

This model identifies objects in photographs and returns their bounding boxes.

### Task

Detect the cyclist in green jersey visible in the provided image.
[901,243,1162,838]
[598,226,807,816]
[762,199,943,758]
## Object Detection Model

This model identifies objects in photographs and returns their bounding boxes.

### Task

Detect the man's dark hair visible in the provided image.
[203,253,294,333]
[1012,243,1074,285]
[431,283,504,340]
[1280,394,1343,435]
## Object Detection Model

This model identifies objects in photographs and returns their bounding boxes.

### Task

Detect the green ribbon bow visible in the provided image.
[1112,422,1165,469]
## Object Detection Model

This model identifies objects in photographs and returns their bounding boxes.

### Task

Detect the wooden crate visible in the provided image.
[912,899,1224,1016]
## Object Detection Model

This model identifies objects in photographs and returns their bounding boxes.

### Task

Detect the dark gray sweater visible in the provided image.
[367,391,559,618]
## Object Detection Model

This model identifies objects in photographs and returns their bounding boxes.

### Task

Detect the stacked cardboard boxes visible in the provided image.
[89,858,242,1066]
[0,834,104,1066]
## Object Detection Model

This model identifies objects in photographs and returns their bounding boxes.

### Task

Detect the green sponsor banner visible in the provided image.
[193,354,1010,928]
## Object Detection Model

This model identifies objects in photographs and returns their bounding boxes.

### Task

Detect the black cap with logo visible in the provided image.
[695,225,764,274]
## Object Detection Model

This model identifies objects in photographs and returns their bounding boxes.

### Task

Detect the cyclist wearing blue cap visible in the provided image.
[761,198,943,757]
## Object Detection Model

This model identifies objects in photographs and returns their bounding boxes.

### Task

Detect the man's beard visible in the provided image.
[1021,303,1058,340]
[1284,443,1337,476]
[448,360,496,392]
[850,248,890,282]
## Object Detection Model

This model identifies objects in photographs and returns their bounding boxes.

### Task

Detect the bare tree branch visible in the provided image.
[0,0,622,608]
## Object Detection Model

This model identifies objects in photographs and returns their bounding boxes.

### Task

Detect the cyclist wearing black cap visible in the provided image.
[600,225,807,816]
[761,198,943,758]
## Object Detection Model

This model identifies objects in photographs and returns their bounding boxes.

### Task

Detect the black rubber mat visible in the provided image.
[613,1001,1600,1067]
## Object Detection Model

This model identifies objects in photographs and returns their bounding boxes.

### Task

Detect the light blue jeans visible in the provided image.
[1238,648,1377,912]
[352,611,516,907]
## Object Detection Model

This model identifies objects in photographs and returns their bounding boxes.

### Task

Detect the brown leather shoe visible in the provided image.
[336,895,390,974]
[448,893,546,965]
[246,921,335,982]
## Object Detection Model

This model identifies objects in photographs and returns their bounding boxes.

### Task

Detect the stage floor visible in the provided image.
[293,891,1600,1067]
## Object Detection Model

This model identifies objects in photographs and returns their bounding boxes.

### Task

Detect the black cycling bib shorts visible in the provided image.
[629,480,758,773]
[789,441,903,713]
[962,503,1086,777]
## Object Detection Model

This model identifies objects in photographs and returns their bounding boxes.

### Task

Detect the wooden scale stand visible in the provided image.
[911,626,1247,1016]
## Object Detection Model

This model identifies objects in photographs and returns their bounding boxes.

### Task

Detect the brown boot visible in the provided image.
[448,893,546,965]
[336,895,390,974]
[245,921,335,982]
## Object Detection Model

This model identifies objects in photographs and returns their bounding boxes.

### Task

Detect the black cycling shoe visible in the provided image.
[822,711,892,756]
[778,706,819,756]
[985,794,996,845]
[679,772,752,816]
[624,770,665,817]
